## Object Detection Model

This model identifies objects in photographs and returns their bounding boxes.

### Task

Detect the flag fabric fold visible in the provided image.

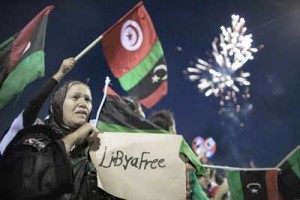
[277,145,300,200]
[0,5,54,108]
[102,2,167,108]
[189,170,210,200]
[225,169,280,200]
[96,90,205,175]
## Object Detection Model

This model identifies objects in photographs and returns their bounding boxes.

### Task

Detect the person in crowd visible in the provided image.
[149,109,209,200]
[0,58,121,200]
[198,158,230,200]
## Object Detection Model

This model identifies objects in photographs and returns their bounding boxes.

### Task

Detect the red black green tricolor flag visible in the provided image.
[225,169,280,200]
[278,145,300,200]
[0,6,54,109]
[96,89,205,175]
[102,2,167,108]
[97,93,165,133]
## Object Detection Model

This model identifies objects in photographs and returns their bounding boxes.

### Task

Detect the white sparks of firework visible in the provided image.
[185,14,262,113]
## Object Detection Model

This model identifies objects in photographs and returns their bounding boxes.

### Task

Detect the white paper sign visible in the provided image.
[89,132,186,200]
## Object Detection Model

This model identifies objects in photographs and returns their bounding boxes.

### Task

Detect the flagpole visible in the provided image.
[92,76,111,128]
[73,2,143,62]
[75,34,103,61]
[201,164,281,171]
[275,145,300,168]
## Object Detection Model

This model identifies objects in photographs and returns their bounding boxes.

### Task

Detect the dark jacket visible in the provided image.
[0,125,73,200]
[0,78,122,200]
[0,124,122,200]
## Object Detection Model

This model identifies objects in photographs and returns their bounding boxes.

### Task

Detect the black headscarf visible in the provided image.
[44,80,88,139]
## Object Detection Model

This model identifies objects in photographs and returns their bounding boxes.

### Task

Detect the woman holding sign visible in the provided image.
[0,58,121,200]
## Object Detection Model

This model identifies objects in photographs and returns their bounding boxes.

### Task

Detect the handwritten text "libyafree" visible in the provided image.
[99,146,166,170]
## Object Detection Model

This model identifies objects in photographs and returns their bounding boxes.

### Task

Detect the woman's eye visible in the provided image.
[72,96,79,100]
[85,98,91,102]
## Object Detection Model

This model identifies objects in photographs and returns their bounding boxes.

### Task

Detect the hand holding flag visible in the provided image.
[94,85,205,175]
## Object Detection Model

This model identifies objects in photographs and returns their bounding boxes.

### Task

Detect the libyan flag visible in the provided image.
[96,90,205,175]
[0,6,54,109]
[277,145,300,200]
[189,170,210,200]
[102,2,167,108]
[225,169,280,200]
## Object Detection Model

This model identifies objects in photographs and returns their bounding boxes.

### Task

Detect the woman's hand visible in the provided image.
[53,57,76,82]
[73,123,99,144]
[61,123,100,153]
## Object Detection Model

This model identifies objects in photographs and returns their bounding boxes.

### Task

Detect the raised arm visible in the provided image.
[52,57,76,82]
[23,58,76,127]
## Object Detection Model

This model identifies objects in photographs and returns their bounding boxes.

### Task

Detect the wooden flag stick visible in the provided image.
[201,164,281,171]
[275,145,300,168]
[75,34,103,61]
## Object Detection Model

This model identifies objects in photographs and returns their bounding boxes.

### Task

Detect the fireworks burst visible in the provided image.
[185,14,263,114]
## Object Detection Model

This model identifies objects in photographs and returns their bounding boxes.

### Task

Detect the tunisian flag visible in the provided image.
[102,2,167,108]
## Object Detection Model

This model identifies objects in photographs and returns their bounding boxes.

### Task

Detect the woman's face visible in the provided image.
[62,84,92,129]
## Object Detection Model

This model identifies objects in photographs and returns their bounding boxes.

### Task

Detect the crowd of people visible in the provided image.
[0,57,230,200]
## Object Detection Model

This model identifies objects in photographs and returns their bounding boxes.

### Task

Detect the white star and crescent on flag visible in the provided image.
[246,183,261,194]
[22,42,31,55]
[151,64,167,83]
[119,19,168,85]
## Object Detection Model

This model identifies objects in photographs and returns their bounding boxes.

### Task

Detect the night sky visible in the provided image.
[1,0,299,168]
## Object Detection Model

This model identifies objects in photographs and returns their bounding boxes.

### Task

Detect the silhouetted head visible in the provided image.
[149,110,176,134]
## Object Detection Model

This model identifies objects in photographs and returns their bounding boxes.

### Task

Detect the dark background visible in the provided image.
[1,0,299,168]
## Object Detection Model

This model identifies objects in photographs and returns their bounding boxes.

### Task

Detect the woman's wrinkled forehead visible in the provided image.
[52,81,90,107]
[67,82,91,93]
[66,83,92,101]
